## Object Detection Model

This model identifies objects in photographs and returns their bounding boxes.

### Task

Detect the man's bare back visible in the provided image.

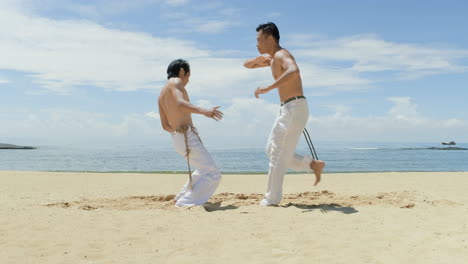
[158,68,222,134]
[158,78,193,132]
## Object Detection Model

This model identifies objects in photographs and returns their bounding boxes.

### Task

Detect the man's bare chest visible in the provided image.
[270,60,283,80]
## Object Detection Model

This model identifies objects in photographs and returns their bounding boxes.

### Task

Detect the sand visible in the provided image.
[1,171,467,263]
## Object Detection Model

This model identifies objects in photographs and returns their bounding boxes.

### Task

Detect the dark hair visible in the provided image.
[167,59,190,79]
[256,22,280,42]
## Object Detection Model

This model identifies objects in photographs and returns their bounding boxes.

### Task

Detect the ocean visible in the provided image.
[1,142,467,173]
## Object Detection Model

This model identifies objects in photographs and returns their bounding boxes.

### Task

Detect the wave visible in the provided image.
[347,147,379,150]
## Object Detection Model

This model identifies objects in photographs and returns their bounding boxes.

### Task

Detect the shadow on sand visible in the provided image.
[203,202,239,212]
[282,202,359,214]
[202,201,359,214]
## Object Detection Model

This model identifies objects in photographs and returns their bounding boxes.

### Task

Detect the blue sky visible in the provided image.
[1,0,468,147]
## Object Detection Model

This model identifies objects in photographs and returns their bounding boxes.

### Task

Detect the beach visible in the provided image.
[1,171,467,264]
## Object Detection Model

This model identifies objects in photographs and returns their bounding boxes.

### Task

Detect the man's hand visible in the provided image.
[163,126,174,133]
[202,106,223,121]
[254,86,270,98]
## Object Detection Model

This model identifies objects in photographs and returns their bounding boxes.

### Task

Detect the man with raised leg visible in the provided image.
[244,22,326,206]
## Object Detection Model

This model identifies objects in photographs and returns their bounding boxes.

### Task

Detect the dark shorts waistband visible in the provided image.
[281,96,306,106]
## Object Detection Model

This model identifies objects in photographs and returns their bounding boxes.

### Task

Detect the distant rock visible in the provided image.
[0,143,36,149]
[427,147,467,150]
[402,146,468,150]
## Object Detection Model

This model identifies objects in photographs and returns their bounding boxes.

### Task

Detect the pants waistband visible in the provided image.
[281,96,306,106]
[172,125,197,135]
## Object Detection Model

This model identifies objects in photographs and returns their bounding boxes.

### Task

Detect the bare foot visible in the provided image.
[310,160,325,186]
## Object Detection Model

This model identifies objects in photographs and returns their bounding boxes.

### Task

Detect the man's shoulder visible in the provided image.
[159,82,175,98]
[167,78,184,89]
[274,49,293,59]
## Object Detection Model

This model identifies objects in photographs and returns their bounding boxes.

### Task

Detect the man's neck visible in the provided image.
[170,77,186,88]
[267,45,282,57]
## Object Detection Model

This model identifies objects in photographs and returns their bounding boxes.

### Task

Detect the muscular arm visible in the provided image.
[171,87,207,115]
[169,79,223,120]
[264,52,300,91]
[158,100,173,133]
[243,55,271,69]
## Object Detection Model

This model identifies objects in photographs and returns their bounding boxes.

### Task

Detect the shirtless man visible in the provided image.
[244,22,326,206]
[158,59,223,207]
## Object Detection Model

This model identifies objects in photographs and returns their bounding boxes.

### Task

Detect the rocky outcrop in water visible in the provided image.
[427,147,467,150]
[0,143,36,149]
[402,147,468,150]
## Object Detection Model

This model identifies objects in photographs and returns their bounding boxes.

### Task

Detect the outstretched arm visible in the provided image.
[172,85,223,121]
[243,55,272,69]
[255,53,300,98]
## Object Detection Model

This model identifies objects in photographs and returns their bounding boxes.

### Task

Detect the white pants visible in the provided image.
[262,98,313,206]
[171,127,221,207]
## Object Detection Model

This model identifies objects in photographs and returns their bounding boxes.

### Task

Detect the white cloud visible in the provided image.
[0,98,278,147]
[0,108,166,143]
[0,78,10,84]
[0,2,209,94]
[0,2,392,99]
[188,58,271,98]
[308,97,468,142]
[387,97,419,119]
[2,97,468,146]
[18,0,164,18]
[299,64,371,95]
[288,34,468,78]
[2,2,467,102]
[195,20,236,33]
[145,111,160,120]
[0,3,267,98]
